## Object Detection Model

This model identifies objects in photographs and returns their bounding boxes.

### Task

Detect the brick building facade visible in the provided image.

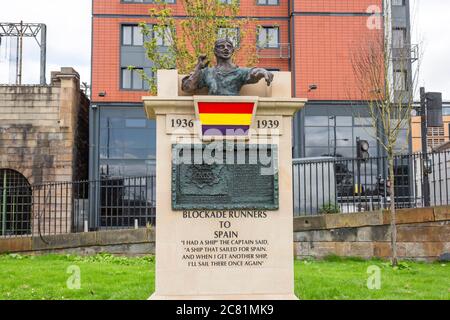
[90,0,413,226]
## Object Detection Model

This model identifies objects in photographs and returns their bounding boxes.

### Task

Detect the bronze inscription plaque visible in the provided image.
[172,144,279,210]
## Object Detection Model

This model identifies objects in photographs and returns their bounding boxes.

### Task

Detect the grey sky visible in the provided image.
[410,0,450,100]
[0,0,91,85]
[0,0,448,100]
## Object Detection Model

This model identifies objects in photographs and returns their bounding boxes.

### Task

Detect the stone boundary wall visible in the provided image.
[1,207,448,260]
[0,228,155,256]
[294,206,450,261]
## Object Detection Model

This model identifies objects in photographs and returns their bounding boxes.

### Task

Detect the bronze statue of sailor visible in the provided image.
[182,38,274,96]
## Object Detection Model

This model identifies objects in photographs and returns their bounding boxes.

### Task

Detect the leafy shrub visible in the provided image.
[319,203,340,214]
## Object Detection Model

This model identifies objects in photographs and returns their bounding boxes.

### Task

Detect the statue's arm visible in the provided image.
[246,68,274,86]
[181,55,209,93]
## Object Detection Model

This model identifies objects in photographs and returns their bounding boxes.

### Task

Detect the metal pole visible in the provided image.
[420,87,430,206]
[333,117,337,156]
[40,24,46,85]
[356,137,361,211]
[2,172,7,236]
[18,21,23,85]
[15,31,19,85]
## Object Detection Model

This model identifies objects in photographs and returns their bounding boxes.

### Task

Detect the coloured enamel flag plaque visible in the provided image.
[194,96,258,140]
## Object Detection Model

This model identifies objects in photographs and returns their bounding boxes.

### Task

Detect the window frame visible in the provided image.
[153,25,173,47]
[391,0,405,6]
[256,0,279,6]
[217,27,241,48]
[393,69,408,91]
[120,67,150,91]
[257,26,280,49]
[392,27,407,49]
[121,24,144,47]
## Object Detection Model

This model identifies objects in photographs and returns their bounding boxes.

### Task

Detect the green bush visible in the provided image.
[319,203,340,214]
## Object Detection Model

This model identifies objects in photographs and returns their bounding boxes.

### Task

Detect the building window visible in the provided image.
[218,0,234,4]
[121,68,149,90]
[257,0,279,5]
[98,107,156,228]
[99,108,156,166]
[217,27,240,47]
[392,0,405,6]
[392,28,406,48]
[122,25,143,46]
[304,113,378,158]
[394,70,407,91]
[257,26,279,48]
[154,25,173,47]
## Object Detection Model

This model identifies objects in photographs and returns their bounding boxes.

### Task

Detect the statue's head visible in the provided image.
[214,38,235,60]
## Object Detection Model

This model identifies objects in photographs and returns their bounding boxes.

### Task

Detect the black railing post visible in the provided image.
[420,87,431,207]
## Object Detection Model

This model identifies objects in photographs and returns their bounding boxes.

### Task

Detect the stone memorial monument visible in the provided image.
[143,39,306,300]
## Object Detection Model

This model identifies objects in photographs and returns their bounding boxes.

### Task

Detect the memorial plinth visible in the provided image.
[143,70,306,300]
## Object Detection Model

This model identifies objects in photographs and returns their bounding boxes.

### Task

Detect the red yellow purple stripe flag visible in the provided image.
[197,101,256,136]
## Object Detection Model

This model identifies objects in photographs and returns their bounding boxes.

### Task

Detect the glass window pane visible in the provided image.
[154,26,171,46]
[133,26,143,46]
[257,27,266,47]
[354,127,376,143]
[305,127,329,147]
[122,68,131,89]
[164,27,172,46]
[155,29,163,46]
[334,147,355,158]
[132,70,143,90]
[335,127,353,146]
[218,27,239,47]
[305,147,331,158]
[393,28,405,48]
[305,116,329,126]
[122,26,132,45]
[354,117,373,126]
[335,116,352,126]
[395,129,409,152]
[394,70,406,91]
[267,28,278,47]
[126,119,146,128]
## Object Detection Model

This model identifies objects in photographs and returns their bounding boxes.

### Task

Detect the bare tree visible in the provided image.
[351,0,420,266]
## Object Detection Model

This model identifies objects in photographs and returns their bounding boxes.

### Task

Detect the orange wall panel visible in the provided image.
[293,0,382,13]
[292,15,382,101]
[93,0,288,18]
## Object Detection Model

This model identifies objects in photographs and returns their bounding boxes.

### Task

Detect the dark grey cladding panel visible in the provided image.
[392,6,408,28]
[121,46,153,68]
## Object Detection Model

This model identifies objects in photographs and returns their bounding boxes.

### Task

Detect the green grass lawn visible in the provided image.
[0,254,448,300]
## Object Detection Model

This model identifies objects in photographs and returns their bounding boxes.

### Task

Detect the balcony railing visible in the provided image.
[392,43,419,63]
[256,43,290,59]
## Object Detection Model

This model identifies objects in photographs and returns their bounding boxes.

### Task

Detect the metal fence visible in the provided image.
[3,151,450,237]
[293,150,450,216]
[0,176,156,238]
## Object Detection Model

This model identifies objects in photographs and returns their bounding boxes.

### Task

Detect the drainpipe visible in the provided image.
[2,172,7,236]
